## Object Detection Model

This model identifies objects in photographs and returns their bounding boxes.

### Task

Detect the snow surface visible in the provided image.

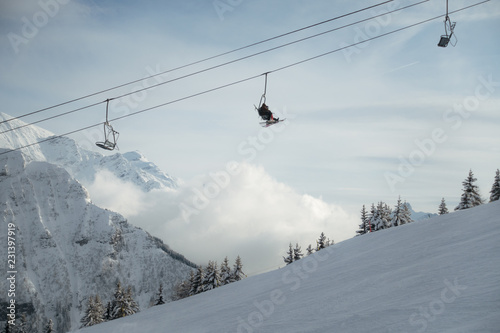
[77,202,500,333]
[0,112,177,191]
[0,149,194,333]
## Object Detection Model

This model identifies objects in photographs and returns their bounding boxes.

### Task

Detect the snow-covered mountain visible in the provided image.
[77,202,500,333]
[0,112,177,191]
[406,202,437,221]
[0,148,195,333]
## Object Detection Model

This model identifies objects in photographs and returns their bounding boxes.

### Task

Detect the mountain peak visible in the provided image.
[0,112,177,191]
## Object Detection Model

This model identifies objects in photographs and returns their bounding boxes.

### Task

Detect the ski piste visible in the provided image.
[259,118,285,127]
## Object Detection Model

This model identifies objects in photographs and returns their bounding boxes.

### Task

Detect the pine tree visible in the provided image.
[316,232,327,250]
[391,197,404,227]
[232,255,245,281]
[203,261,221,291]
[45,319,54,333]
[110,281,138,319]
[293,243,304,261]
[124,286,139,315]
[455,169,483,210]
[372,202,392,230]
[104,301,112,321]
[357,205,370,235]
[154,284,165,306]
[283,243,294,265]
[438,198,449,215]
[368,203,376,232]
[190,266,204,295]
[81,295,105,327]
[306,244,314,256]
[220,257,232,286]
[402,201,413,224]
[489,169,500,202]
[110,281,125,319]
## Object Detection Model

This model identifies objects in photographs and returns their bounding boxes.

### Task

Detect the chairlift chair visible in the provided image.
[438,1,457,48]
[95,99,119,151]
[438,17,456,47]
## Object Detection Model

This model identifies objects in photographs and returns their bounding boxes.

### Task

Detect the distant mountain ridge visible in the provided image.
[0,112,177,191]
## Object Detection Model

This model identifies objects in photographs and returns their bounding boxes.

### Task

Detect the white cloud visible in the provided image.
[87,163,358,275]
[85,170,151,217]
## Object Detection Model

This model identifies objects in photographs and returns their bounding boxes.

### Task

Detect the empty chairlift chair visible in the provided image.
[95,99,119,151]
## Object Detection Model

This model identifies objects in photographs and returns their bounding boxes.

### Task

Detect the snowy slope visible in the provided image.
[77,202,500,333]
[0,149,194,333]
[0,112,177,191]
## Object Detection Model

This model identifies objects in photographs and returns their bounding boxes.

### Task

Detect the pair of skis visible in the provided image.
[259,118,285,128]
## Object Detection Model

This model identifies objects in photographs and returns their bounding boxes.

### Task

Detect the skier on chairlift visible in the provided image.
[257,103,279,122]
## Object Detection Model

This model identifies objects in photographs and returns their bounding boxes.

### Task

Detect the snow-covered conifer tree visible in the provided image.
[293,243,304,261]
[220,257,232,286]
[283,243,294,265]
[190,266,204,295]
[368,203,376,232]
[306,244,314,256]
[232,256,245,281]
[104,301,112,321]
[316,232,327,250]
[110,281,138,319]
[372,202,391,230]
[154,284,165,306]
[173,272,193,301]
[45,319,54,333]
[489,169,500,202]
[81,295,105,327]
[110,281,125,319]
[438,198,449,215]
[125,286,140,315]
[402,201,413,224]
[391,197,404,227]
[455,170,483,210]
[203,261,221,291]
[357,205,369,235]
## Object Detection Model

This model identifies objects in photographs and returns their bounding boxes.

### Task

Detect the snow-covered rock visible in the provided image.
[0,149,194,332]
[0,112,177,191]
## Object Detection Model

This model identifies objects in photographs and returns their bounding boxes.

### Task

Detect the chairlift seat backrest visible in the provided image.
[438,35,450,47]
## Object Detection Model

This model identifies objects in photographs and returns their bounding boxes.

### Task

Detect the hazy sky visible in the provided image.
[1,0,499,274]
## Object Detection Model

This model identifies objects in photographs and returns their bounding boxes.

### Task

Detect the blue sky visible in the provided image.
[1,0,499,273]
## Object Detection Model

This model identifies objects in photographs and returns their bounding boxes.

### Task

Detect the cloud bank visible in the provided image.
[87,163,357,275]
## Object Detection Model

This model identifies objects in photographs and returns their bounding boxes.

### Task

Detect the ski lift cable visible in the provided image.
[0,0,395,126]
[0,0,430,136]
[0,0,490,157]
[268,0,488,74]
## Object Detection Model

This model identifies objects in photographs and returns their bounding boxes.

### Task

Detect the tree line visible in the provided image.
[172,256,246,300]
[79,280,140,328]
[357,168,500,235]
[283,232,334,265]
